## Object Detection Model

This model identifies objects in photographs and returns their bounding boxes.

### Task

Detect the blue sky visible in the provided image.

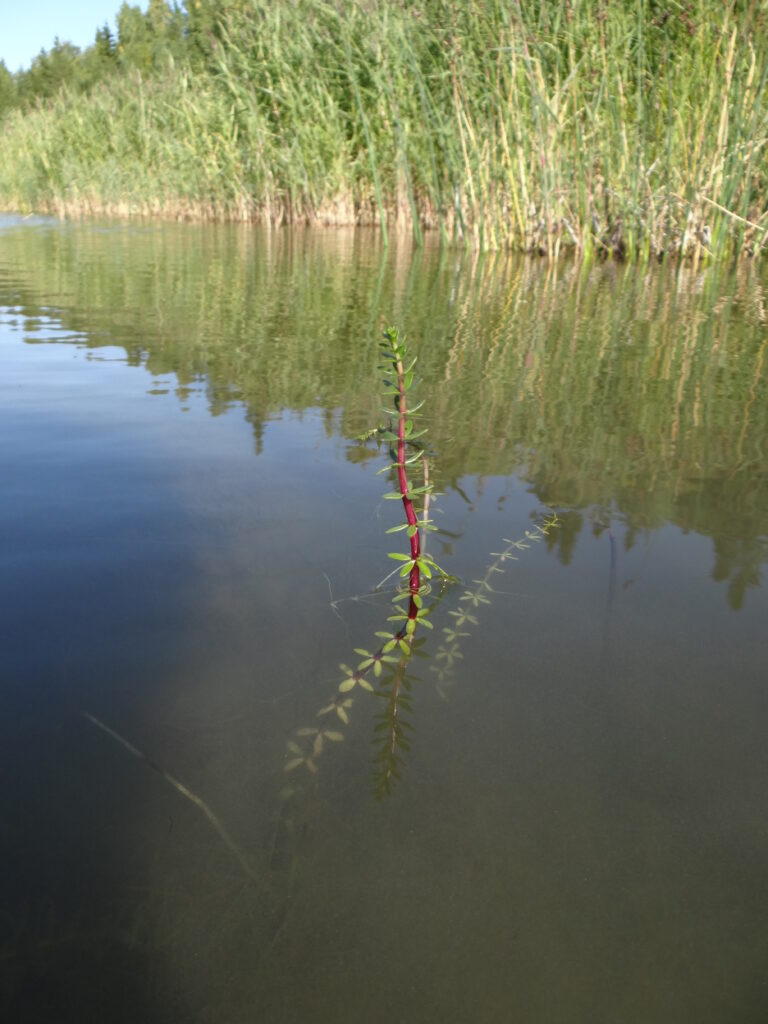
[0,1,149,72]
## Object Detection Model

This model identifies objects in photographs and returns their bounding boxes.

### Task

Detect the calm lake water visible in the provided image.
[1,214,767,1023]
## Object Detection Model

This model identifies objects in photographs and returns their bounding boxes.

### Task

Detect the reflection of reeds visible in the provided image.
[1,1,766,257]
[4,224,766,603]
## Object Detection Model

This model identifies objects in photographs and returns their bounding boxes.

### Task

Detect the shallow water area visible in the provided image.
[1,215,767,1023]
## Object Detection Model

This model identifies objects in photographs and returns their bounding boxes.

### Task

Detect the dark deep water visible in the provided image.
[1,214,767,1023]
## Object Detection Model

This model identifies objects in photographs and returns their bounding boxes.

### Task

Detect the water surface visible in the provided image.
[1,215,767,1022]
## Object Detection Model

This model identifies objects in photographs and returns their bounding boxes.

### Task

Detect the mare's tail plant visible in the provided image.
[283,327,450,793]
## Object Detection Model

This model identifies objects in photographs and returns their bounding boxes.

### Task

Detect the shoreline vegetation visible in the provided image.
[1,1,767,259]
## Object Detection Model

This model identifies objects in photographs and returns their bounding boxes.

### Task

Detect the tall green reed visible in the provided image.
[1,0,765,258]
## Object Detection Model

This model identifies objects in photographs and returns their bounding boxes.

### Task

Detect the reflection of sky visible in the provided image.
[0,303,404,717]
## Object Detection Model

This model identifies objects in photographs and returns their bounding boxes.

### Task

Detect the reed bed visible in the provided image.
[1,0,766,258]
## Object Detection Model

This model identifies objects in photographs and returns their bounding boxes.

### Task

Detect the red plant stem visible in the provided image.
[343,345,422,696]
[395,354,421,607]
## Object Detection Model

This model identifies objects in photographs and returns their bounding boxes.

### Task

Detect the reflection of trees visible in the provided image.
[712,536,764,612]
[1,220,766,605]
[676,476,768,611]
[543,510,582,567]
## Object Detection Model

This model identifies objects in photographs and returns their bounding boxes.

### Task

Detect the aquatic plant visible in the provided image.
[281,327,562,795]
[432,517,559,700]
[283,327,449,793]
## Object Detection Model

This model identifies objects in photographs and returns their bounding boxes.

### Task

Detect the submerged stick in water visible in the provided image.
[81,711,269,892]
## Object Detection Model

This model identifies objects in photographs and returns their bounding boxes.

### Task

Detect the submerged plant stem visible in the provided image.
[394,350,421,598]
[81,711,269,892]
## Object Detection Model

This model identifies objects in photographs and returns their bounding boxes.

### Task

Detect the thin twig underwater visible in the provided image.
[81,711,269,891]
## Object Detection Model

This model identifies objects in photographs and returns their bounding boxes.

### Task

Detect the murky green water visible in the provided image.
[1,214,767,1022]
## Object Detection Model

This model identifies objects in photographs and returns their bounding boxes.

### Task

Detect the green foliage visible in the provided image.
[0,1,182,117]
[281,327,555,798]
[0,61,15,118]
[284,326,449,796]
[1,0,766,257]
[14,39,85,105]
[116,1,185,74]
